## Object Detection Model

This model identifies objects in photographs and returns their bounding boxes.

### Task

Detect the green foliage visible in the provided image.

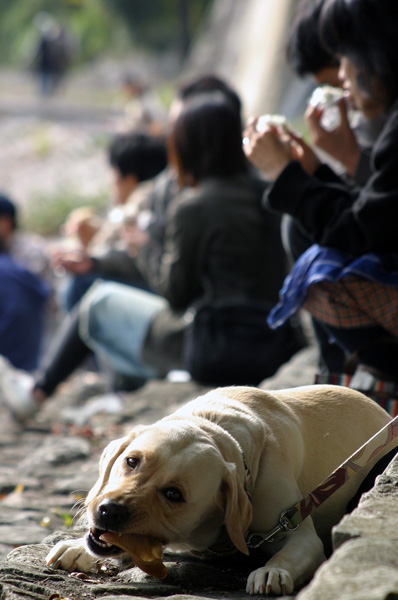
[103,0,213,52]
[0,0,131,66]
[67,0,131,61]
[0,0,214,66]
[22,187,109,237]
[31,124,53,158]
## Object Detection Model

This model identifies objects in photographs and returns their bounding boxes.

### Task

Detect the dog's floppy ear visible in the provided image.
[222,463,252,555]
[86,435,131,504]
[86,426,147,503]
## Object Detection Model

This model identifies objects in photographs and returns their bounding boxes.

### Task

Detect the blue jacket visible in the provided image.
[0,253,50,371]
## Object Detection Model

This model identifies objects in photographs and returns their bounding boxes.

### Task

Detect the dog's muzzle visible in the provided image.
[96,498,130,530]
[86,499,130,557]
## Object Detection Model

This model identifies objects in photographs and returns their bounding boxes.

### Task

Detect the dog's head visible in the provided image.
[84,418,252,564]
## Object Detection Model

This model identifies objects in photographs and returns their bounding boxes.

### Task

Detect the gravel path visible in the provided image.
[0,73,120,216]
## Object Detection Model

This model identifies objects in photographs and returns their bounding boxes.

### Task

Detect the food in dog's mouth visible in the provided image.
[87,528,167,579]
[87,527,123,557]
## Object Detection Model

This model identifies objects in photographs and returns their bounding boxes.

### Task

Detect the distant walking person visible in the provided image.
[32,12,73,96]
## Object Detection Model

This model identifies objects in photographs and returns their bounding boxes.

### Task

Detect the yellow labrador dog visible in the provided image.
[46,385,395,595]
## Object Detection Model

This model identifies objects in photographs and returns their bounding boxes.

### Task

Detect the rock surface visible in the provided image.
[296,456,398,600]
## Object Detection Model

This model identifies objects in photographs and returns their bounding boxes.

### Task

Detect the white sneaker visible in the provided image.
[0,356,38,422]
[61,393,124,426]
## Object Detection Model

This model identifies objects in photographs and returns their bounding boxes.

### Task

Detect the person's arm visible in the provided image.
[138,192,204,309]
[352,149,372,186]
[265,114,398,254]
[51,246,143,284]
[249,103,398,255]
[92,249,145,283]
[264,161,359,250]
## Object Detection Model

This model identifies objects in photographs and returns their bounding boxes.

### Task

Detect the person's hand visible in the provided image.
[305,99,361,177]
[287,130,322,175]
[62,208,101,248]
[120,222,150,256]
[243,118,293,181]
[51,248,95,275]
[74,220,100,248]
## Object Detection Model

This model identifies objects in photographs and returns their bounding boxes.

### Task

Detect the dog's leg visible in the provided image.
[246,518,325,596]
[46,538,99,572]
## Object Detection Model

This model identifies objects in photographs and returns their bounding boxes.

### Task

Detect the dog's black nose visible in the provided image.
[96,499,129,530]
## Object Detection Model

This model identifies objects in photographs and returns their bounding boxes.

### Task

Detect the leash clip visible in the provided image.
[246,509,299,548]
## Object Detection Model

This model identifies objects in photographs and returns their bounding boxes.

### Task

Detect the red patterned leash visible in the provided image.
[246,416,398,548]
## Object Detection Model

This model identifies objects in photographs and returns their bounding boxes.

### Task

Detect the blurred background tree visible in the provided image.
[0,0,213,68]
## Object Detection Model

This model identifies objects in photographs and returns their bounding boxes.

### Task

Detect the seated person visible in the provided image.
[0,192,53,284]
[0,91,302,422]
[52,130,167,310]
[286,0,385,186]
[243,0,398,414]
[0,196,51,371]
[55,73,259,312]
[283,0,386,375]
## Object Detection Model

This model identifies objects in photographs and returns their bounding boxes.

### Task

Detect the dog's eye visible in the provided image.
[162,487,184,503]
[126,456,140,470]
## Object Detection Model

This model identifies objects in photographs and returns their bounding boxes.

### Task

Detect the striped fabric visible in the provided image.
[314,371,398,417]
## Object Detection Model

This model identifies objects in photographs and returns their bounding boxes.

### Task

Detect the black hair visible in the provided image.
[0,194,17,229]
[286,0,339,77]
[108,131,167,181]
[320,0,398,106]
[171,91,248,183]
[176,74,242,125]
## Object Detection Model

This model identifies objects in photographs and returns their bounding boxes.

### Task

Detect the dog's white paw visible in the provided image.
[246,566,294,596]
[46,538,98,572]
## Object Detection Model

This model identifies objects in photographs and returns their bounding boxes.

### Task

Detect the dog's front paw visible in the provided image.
[246,566,293,596]
[46,538,98,573]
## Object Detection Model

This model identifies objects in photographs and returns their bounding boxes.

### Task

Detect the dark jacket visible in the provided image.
[0,253,50,370]
[264,99,398,257]
[139,174,289,372]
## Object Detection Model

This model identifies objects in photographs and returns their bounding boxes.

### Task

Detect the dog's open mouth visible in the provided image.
[87,528,167,579]
[87,527,123,557]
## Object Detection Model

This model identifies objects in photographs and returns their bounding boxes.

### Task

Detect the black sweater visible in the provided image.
[264,99,398,257]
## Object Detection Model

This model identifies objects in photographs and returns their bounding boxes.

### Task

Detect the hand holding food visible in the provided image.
[306,86,360,176]
[243,115,293,180]
[308,85,347,132]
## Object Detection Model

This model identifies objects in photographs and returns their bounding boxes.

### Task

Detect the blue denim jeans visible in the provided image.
[79,281,167,379]
[63,272,150,312]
